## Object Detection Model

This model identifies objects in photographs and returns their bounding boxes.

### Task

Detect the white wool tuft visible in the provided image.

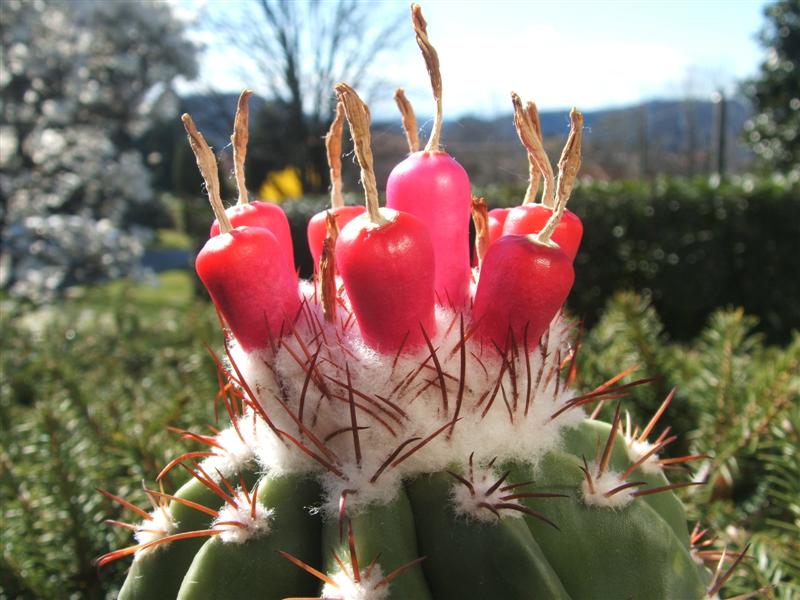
[200,418,261,479]
[133,506,177,547]
[625,437,662,475]
[224,280,583,513]
[580,462,637,509]
[320,461,403,517]
[623,412,663,475]
[321,565,389,600]
[690,548,707,567]
[450,465,523,523]
[213,493,274,544]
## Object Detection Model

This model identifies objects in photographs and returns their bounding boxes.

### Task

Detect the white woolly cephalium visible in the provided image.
[227,282,583,515]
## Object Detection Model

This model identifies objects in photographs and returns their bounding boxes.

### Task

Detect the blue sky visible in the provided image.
[175,0,770,118]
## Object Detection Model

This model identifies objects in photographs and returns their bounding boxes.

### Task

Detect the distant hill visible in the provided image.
[182,93,750,151]
[177,92,754,185]
[377,98,751,153]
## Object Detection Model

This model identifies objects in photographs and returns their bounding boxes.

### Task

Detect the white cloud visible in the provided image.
[371,23,692,119]
[183,1,756,119]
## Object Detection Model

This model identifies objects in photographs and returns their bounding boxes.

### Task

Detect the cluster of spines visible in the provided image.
[96,313,758,599]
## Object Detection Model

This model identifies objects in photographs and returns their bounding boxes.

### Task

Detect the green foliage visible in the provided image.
[581,292,800,598]
[743,0,800,174]
[0,273,219,599]
[570,291,690,438]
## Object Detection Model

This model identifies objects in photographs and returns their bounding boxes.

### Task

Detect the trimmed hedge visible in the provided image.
[561,177,799,342]
[278,177,799,343]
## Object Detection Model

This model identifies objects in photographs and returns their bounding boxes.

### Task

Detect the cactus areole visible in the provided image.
[99,7,734,600]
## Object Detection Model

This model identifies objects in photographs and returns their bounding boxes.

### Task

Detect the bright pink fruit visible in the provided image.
[196,226,299,352]
[502,204,583,261]
[336,208,436,354]
[307,205,366,271]
[386,151,471,308]
[209,201,295,272]
[472,234,574,352]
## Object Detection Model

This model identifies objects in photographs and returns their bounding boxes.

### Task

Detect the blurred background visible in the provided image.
[0,0,798,598]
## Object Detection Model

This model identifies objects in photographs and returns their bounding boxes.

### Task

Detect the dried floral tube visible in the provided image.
[308,101,366,272]
[503,98,585,260]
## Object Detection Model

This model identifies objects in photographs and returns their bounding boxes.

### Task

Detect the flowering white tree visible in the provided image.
[0,0,197,302]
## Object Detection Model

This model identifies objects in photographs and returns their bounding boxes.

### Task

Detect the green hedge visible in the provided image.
[561,177,798,343]
[280,177,799,343]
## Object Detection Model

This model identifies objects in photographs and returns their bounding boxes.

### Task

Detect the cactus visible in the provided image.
[98,7,754,600]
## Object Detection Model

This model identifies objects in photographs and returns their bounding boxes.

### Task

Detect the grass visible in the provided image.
[155,229,193,250]
[80,270,197,311]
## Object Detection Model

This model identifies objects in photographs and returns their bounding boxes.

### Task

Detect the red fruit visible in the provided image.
[488,207,510,246]
[471,235,574,351]
[334,82,437,355]
[502,204,583,261]
[208,91,295,273]
[336,208,436,354]
[386,151,471,307]
[471,100,583,352]
[196,226,299,353]
[307,101,367,272]
[307,205,365,271]
[209,201,295,272]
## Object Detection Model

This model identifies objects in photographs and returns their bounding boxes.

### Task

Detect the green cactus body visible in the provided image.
[322,488,433,599]
[118,467,259,600]
[560,417,692,547]
[102,309,713,599]
[406,471,570,600]
[176,473,322,600]
[507,451,706,599]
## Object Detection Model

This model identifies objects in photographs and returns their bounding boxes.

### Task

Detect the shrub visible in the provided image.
[201,178,799,344]
[579,292,800,598]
